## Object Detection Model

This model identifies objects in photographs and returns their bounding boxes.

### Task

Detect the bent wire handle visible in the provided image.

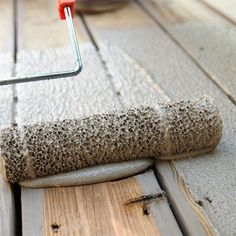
[0,6,82,86]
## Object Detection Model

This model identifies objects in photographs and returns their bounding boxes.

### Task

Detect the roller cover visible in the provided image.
[0,96,222,183]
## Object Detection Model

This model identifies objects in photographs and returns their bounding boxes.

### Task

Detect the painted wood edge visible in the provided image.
[155,160,219,236]
[136,171,183,236]
[20,159,154,188]
[0,177,15,236]
[21,188,43,236]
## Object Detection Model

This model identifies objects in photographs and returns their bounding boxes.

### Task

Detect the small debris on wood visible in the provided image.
[51,223,60,233]
[142,204,151,216]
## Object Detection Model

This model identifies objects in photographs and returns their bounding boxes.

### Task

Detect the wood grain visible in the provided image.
[0,178,14,236]
[21,188,43,236]
[139,0,236,103]
[42,171,181,236]
[83,3,236,234]
[0,0,15,235]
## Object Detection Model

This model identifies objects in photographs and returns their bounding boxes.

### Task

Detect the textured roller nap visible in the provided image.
[0,96,222,183]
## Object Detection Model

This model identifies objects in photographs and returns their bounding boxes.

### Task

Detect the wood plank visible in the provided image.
[83,3,236,235]
[200,0,236,24]
[138,0,236,104]
[42,171,181,236]
[0,0,15,235]
[17,1,181,235]
[0,178,14,236]
[21,189,43,236]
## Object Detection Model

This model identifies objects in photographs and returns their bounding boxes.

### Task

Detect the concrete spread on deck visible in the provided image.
[11,42,236,234]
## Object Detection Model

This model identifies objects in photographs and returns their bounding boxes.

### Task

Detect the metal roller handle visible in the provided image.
[0,0,82,86]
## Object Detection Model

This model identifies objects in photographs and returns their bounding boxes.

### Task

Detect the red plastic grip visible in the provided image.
[58,0,75,20]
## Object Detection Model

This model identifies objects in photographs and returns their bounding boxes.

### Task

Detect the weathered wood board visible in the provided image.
[17,1,181,235]
[83,2,236,235]
[0,0,15,235]
[139,0,236,104]
[42,171,180,236]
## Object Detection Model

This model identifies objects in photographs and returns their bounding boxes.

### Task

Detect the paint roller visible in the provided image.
[0,96,222,184]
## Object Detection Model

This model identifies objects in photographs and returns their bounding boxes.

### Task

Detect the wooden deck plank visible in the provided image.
[42,171,180,236]
[21,189,43,236]
[138,0,236,103]
[83,2,236,235]
[17,1,181,235]
[0,178,14,236]
[0,0,15,235]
